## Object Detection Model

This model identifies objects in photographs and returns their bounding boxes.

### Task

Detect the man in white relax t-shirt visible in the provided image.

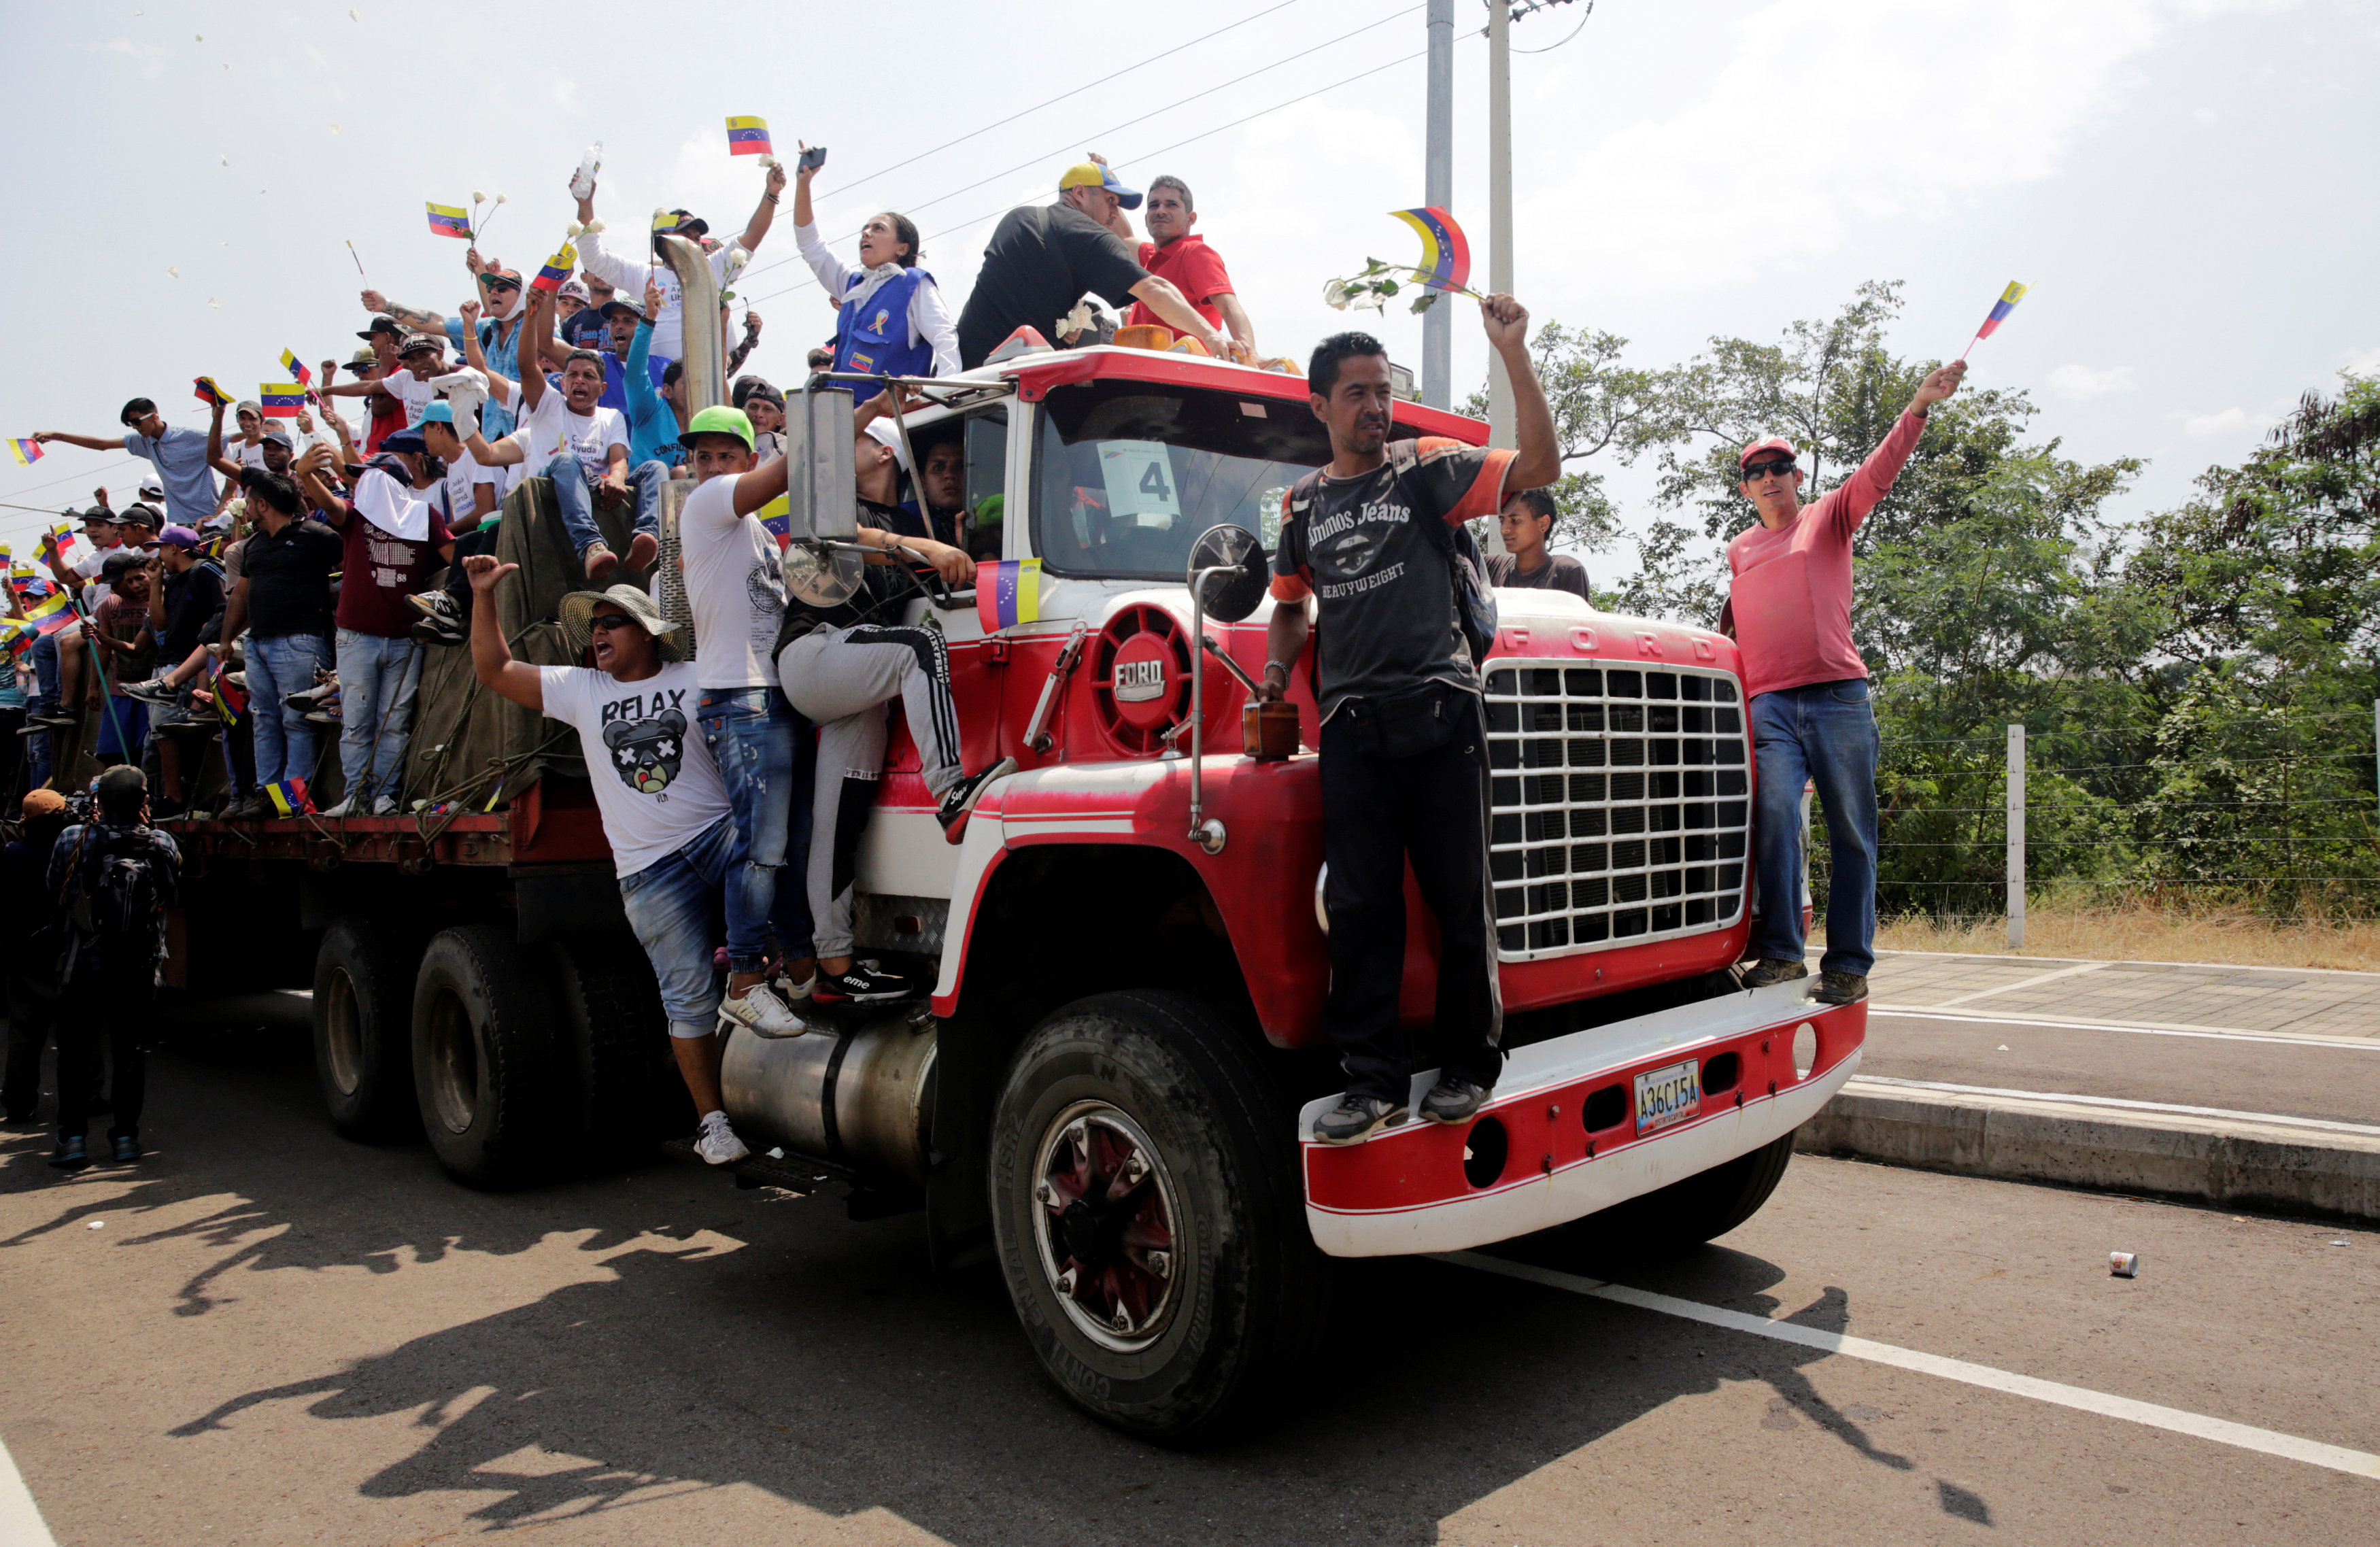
[673,403,811,1037]
[461,553,753,1167]
[462,286,666,583]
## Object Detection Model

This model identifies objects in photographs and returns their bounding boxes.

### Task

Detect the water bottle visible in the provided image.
[570,141,603,201]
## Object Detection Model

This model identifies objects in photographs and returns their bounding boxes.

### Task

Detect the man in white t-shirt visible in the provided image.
[673,403,811,1036]
[462,288,664,582]
[571,165,785,373]
[462,556,753,1166]
[321,332,445,432]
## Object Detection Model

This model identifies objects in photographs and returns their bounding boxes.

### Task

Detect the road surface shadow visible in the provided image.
[2,1032,1993,1543]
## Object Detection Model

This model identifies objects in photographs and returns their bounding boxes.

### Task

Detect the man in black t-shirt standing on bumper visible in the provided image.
[1259,299,1559,1144]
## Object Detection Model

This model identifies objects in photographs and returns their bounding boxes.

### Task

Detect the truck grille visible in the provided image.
[1484,663,1750,961]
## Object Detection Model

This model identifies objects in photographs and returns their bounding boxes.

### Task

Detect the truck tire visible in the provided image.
[988,990,1327,1446]
[547,934,667,1157]
[311,919,422,1142]
[410,925,565,1187]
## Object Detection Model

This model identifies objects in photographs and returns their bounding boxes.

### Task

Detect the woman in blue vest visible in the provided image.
[791,146,959,403]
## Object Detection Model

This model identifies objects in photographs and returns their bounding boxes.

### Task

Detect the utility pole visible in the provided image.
[1422,0,1454,409]
[1480,0,1515,552]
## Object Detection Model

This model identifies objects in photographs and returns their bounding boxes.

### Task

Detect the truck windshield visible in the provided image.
[1030,377,1329,581]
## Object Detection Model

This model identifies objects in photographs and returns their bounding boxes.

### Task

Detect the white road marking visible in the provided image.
[1925,958,2113,1008]
[1871,1006,2380,1051]
[0,1433,60,1546]
[1436,1251,2380,1481]
[1846,1074,2380,1138]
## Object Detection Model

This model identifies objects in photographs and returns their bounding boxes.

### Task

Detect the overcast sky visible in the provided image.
[3,0,2373,564]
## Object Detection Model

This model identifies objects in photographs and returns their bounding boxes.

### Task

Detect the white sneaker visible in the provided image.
[716,981,806,1036]
[371,796,400,816]
[694,1110,749,1166]
[318,796,358,818]
[779,974,816,1004]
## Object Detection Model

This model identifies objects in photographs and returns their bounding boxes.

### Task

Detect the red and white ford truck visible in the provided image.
[166,335,1863,1444]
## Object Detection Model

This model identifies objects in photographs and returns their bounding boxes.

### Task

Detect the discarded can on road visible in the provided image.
[2109,1251,2140,1278]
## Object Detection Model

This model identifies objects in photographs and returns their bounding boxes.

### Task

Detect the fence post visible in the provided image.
[2007,724,2026,949]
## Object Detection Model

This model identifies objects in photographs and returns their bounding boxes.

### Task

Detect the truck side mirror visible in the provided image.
[788,383,857,545]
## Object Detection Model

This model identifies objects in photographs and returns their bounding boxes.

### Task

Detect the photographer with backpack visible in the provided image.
[46,765,179,1170]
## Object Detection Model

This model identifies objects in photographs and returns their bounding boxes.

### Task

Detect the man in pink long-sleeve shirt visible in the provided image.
[1729,360,1966,1005]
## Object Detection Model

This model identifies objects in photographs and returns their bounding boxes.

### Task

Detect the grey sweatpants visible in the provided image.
[777,622,964,958]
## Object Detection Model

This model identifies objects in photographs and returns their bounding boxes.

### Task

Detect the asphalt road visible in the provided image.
[1860,1008,2380,1129]
[2,1017,2377,1546]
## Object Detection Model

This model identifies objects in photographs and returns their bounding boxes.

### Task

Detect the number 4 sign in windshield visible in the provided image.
[1099,441,1182,528]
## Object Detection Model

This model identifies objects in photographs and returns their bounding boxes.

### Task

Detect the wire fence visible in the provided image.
[1805,699,2380,939]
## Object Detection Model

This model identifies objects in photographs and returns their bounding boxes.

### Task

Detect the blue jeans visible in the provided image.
[335,630,423,805]
[617,814,736,1040]
[695,687,816,974]
[248,632,330,787]
[547,454,667,563]
[25,632,60,789]
[1750,679,1881,978]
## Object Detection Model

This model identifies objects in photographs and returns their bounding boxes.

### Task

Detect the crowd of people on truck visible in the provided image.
[3,131,1956,1173]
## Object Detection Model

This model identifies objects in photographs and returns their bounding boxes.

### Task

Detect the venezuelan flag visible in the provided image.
[976,558,1042,634]
[193,375,238,409]
[652,209,684,232]
[280,350,313,388]
[758,493,791,550]
[426,202,473,240]
[725,116,773,157]
[20,588,76,637]
[530,242,580,293]
[206,656,246,721]
[259,384,306,419]
[1974,281,2030,340]
[265,777,311,817]
[1390,206,1474,295]
[5,437,39,466]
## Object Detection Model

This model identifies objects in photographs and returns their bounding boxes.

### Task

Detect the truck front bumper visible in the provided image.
[1299,981,1865,1257]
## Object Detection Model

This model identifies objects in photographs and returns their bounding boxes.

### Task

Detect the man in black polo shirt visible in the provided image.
[1259,299,1559,1144]
[217,471,341,817]
[955,159,1234,367]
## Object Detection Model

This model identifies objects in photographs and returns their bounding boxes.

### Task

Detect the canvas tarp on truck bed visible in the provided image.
[405,474,668,812]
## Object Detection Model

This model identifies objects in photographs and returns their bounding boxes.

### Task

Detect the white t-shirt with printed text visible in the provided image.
[536,661,732,877]
[507,389,628,485]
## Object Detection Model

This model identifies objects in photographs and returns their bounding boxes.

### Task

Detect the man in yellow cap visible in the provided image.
[954,157,1235,368]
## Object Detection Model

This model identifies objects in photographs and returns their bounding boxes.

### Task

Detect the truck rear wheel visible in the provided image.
[410,925,565,1187]
[988,991,1327,1445]
[547,934,668,1157]
[311,919,422,1142]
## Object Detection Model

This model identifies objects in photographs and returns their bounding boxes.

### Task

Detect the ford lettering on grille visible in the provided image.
[1483,664,1750,961]
[1114,659,1168,703]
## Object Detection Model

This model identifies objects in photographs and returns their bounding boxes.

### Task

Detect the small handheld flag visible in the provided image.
[758,493,791,550]
[1958,282,2029,360]
[530,242,580,293]
[725,116,773,158]
[18,588,76,637]
[47,524,93,575]
[425,202,473,240]
[279,350,313,388]
[5,438,40,466]
[977,558,1044,634]
[205,656,247,721]
[193,375,238,409]
[259,384,305,419]
[1389,207,1478,297]
[265,777,312,817]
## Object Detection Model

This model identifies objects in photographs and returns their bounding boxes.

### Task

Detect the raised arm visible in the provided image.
[203,398,241,478]
[913,280,960,377]
[294,444,352,528]
[724,309,760,378]
[358,288,447,338]
[737,161,789,254]
[464,556,544,712]
[1124,276,1230,358]
[1482,294,1559,492]
[515,288,553,415]
[31,431,130,453]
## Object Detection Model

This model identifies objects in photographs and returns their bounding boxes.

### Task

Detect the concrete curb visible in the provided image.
[1797,1079,2380,1225]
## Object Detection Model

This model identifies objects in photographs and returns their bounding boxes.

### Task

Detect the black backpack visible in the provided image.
[1285,439,1501,669]
[59,825,170,979]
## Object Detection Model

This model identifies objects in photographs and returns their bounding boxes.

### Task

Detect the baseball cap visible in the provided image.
[260,427,294,449]
[20,789,66,821]
[101,549,146,579]
[1739,436,1799,469]
[1059,160,1142,209]
[662,208,709,238]
[415,401,456,426]
[81,506,115,525]
[358,316,405,341]
[598,299,639,322]
[479,267,523,288]
[398,332,443,358]
[863,418,912,475]
[138,477,164,500]
[381,425,428,454]
[235,399,262,420]
[679,404,754,451]
[115,503,160,530]
[558,277,590,303]
[156,524,203,551]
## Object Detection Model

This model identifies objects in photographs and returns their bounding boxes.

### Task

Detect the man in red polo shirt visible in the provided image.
[1729,358,1965,1006]
[1122,175,1256,358]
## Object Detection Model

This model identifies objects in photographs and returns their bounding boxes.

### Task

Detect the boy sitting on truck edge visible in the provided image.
[1258,296,1563,1145]
[459,554,752,1166]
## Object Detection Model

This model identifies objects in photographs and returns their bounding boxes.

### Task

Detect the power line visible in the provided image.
[736,5,1425,291]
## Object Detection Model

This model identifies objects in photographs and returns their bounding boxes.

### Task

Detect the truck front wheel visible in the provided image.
[989,991,1327,1445]
[410,925,564,1187]
[1548,1129,1798,1265]
[311,919,422,1142]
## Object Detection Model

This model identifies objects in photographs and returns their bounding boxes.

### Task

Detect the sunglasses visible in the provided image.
[1741,458,1797,481]
[481,277,520,292]
[588,612,639,633]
